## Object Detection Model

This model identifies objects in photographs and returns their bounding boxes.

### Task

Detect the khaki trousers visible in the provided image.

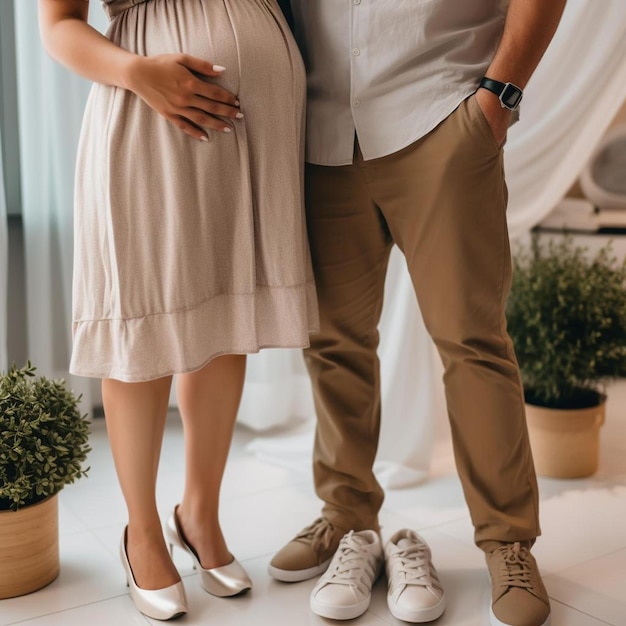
[304,96,540,552]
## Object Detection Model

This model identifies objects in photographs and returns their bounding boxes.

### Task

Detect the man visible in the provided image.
[270,2,566,625]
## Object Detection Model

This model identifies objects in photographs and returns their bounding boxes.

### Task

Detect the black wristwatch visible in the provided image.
[479,77,523,111]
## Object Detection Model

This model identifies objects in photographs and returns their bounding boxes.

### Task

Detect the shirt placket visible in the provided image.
[350,0,363,158]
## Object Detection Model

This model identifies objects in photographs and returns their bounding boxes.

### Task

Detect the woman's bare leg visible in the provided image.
[102,376,179,589]
[176,355,247,569]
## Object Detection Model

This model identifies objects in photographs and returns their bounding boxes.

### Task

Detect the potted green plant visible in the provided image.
[506,234,626,478]
[0,363,90,598]
[507,233,626,478]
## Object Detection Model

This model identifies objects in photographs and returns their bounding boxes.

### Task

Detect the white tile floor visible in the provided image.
[2,382,626,626]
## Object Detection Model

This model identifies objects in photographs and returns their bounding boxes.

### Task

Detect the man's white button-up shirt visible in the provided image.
[290,0,510,166]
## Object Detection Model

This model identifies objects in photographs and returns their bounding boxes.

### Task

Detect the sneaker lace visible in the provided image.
[497,542,534,590]
[392,544,434,586]
[295,518,336,553]
[323,532,376,594]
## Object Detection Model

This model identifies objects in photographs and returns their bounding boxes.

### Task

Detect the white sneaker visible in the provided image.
[384,529,446,623]
[310,529,383,620]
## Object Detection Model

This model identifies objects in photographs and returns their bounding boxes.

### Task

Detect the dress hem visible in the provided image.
[69,337,318,383]
[70,282,319,382]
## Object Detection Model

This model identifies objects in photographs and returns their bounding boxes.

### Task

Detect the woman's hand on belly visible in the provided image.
[126,53,242,141]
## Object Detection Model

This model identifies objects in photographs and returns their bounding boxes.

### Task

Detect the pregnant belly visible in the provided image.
[107,0,298,98]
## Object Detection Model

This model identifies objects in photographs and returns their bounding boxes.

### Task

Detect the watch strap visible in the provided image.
[479,77,523,110]
[479,77,508,95]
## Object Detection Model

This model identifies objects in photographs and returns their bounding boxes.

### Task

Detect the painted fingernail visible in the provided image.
[223,127,232,133]
[235,112,244,119]
[235,100,240,106]
[200,136,209,142]
[213,65,226,72]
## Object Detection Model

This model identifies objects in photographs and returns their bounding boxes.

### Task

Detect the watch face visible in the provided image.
[501,83,522,109]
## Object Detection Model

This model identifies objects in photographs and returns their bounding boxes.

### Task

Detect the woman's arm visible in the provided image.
[38,0,241,140]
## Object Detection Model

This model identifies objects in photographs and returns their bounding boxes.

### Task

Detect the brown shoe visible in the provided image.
[486,542,550,626]
[268,518,347,582]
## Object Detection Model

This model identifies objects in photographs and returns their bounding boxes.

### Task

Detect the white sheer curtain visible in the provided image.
[0,127,8,373]
[505,0,626,236]
[13,3,108,407]
[11,0,626,487]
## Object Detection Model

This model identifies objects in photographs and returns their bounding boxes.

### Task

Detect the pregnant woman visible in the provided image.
[39,0,317,620]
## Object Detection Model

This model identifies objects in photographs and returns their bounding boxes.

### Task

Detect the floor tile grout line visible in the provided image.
[21,382,626,625]
[3,592,151,626]
[543,544,626,578]
[549,597,615,626]
[59,480,318,535]
[379,508,472,533]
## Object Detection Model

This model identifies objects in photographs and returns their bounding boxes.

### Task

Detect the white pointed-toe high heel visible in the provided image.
[165,506,252,597]
[120,527,188,621]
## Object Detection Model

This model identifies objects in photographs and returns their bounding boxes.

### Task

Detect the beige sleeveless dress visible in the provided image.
[70,0,318,382]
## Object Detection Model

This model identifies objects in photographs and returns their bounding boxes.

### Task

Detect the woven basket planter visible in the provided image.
[525,399,606,479]
[0,495,60,599]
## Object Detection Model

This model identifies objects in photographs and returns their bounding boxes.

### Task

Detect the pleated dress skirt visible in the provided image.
[70,0,318,382]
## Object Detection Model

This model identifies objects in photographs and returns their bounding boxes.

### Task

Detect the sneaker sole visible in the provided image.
[389,595,446,623]
[489,605,550,626]
[310,595,371,620]
[267,558,332,583]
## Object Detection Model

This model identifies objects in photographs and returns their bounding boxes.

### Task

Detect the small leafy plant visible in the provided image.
[0,363,90,511]
[507,235,626,409]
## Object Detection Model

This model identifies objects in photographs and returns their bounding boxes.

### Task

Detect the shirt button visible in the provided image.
[353,99,360,107]
[352,48,360,56]
[353,0,361,4]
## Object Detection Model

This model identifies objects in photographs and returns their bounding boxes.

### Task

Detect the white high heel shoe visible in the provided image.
[120,527,188,621]
[165,506,252,597]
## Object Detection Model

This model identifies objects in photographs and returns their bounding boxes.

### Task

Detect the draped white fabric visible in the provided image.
[11,0,626,487]
[505,0,626,236]
[0,128,8,373]
[245,0,626,487]
[244,248,435,488]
